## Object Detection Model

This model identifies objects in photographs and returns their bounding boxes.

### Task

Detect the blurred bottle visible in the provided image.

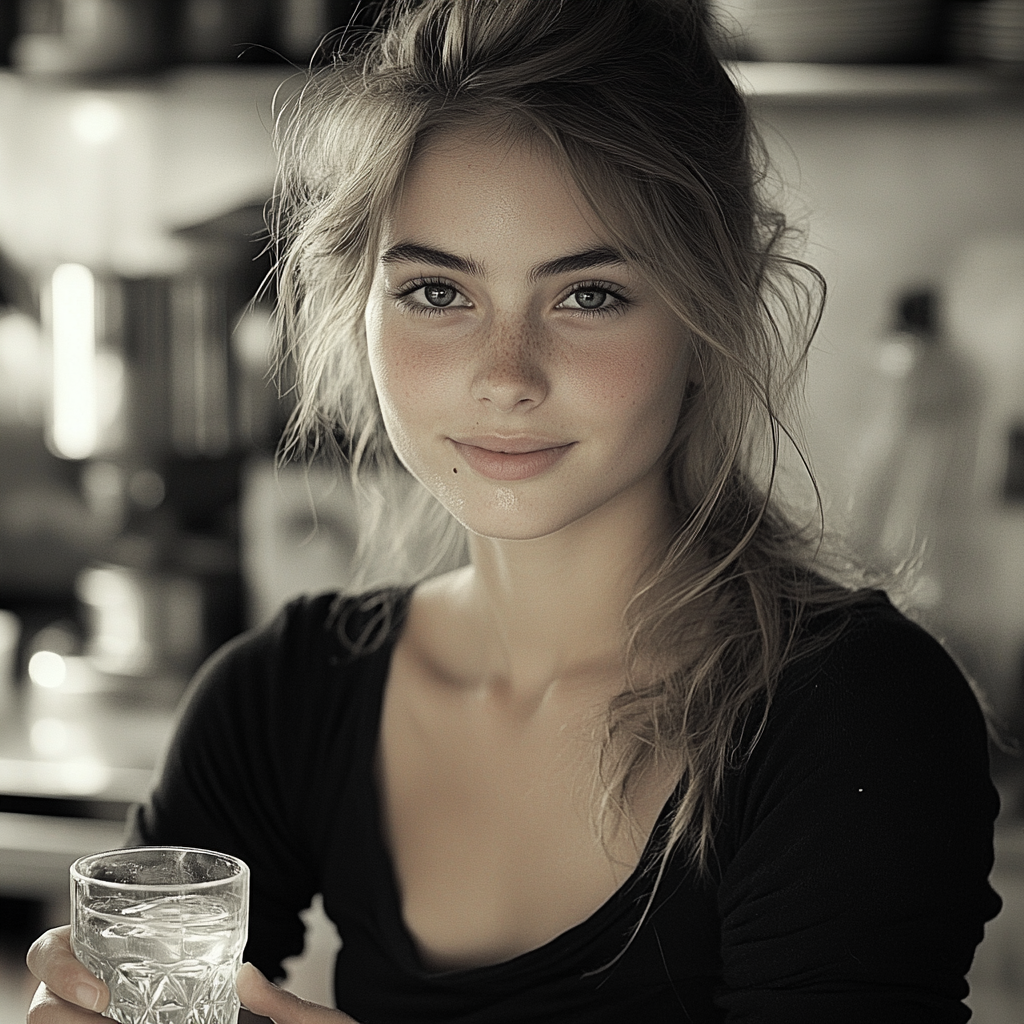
[847,288,983,613]
[944,234,1024,719]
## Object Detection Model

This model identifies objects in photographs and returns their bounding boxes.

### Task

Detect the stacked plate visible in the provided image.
[710,0,937,63]
[981,0,1024,65]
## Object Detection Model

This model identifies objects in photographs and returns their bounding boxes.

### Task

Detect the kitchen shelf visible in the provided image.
[727,60,1024,104]
[0,810,125,898]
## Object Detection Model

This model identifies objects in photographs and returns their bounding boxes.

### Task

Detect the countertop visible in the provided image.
[0,660,182,900]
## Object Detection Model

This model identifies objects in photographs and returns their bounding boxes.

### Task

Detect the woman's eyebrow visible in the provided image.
[378,242,626,281]
[379,242,481,276]
[529,246,626,282]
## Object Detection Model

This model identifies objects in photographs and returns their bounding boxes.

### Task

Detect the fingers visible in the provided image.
[25,927,109,1015]
[236,963,360,1024]
[26,982,107,1024]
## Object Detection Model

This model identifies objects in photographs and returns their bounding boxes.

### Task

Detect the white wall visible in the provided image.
[758,98,1024,713]
[0,68,292,275]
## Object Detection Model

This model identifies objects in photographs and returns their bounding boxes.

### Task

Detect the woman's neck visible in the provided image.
[425,471,677,704]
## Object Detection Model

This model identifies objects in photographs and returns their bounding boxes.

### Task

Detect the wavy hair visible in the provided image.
[271,0,864,882]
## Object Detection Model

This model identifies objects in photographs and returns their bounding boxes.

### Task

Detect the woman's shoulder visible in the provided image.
[715,590,1002,1019]
[206,585,412,670]
[178,586,413,728]
[324,585,415,660]
[735,588,995,808]
[780,589,983,723]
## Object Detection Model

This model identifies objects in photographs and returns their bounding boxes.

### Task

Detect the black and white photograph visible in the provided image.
[1,2,1023,1022]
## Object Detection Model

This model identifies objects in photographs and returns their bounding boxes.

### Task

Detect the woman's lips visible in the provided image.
[450,439,574,481]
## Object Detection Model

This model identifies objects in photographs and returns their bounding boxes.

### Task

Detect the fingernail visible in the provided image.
[237,962,269,990]
[75,983,104,1012]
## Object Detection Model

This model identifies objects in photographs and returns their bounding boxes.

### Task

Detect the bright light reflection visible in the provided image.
[28,650,67,689]
[71,96,124,146]
[77,567,146,674]
[51,263,98,459]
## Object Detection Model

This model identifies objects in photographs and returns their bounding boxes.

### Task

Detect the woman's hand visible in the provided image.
[236,963,361,1024]
[25,925,109,1023]
[23,928,360,1024]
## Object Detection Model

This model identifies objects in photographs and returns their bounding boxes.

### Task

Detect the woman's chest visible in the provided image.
[374,658,675,972]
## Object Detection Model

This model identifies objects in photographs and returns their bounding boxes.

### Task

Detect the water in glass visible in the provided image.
[73,888,246,1024]
[71,843,247,1024]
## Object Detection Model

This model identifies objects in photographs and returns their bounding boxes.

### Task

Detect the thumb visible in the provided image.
[236,962,358,1024]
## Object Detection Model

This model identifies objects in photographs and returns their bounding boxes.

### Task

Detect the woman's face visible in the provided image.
[364,131,693,542]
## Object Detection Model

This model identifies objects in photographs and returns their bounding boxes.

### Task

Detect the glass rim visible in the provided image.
[70,846,249,893]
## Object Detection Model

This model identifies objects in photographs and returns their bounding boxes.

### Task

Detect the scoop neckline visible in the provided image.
[349,598,682,982]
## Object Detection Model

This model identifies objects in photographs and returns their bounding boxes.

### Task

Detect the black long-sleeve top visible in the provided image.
[128,588,1002,1022]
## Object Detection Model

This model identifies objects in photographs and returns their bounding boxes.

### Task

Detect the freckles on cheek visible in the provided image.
[385,346,453,412]
[371,332,460,465]
[582,349,662,409]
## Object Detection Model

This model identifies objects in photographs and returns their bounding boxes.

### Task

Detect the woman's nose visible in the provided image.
[470,316,549,413]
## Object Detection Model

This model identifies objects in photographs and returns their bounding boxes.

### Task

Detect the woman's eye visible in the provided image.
[557,285,626,314]
[422,283,458,307]
[396,279,469,312]
[572,288,607,309]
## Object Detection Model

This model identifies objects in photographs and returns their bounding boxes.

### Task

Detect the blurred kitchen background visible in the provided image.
[1,0,1024,1020]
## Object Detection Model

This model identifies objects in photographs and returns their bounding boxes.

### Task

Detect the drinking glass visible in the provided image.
[70,847,249,1024]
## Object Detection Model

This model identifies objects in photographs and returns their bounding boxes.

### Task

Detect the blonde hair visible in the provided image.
[271,0,864,878]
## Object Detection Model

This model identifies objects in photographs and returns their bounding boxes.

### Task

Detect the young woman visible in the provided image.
[27,1,1001,1022]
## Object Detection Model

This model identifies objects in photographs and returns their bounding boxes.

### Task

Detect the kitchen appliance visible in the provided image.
[35,204,277,681]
